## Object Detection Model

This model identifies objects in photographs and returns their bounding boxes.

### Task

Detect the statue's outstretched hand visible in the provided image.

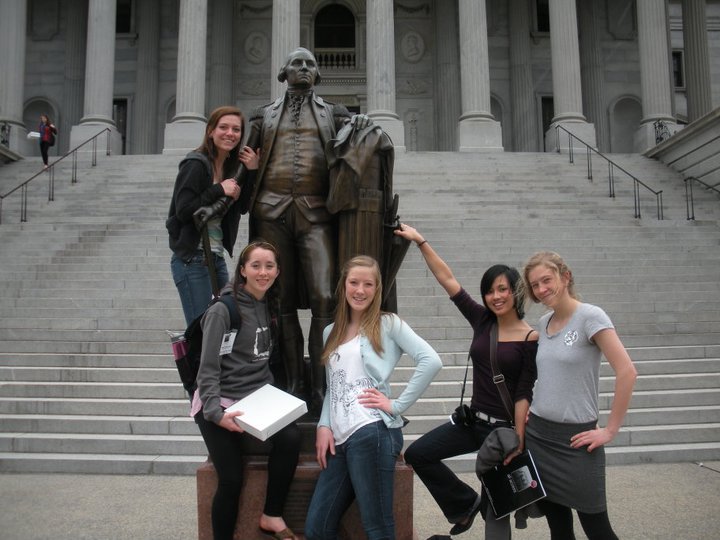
[193,198,231,230]
[350,114,372,130]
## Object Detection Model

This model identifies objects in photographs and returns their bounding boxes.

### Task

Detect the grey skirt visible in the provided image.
[525,413,607,514]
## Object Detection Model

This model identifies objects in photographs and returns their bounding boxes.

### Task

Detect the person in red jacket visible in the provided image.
[38,114,57,169]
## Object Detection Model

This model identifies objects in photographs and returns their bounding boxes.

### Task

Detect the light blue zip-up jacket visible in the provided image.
[319,313,442,429]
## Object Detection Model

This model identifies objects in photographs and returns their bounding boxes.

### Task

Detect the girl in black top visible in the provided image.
[167,106,259,324]
[395,224,538,538]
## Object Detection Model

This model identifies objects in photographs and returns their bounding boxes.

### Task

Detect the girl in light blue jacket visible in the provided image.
[305,255,442,540]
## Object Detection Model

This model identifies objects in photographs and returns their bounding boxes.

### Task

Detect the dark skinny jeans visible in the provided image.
[195,411,301,540]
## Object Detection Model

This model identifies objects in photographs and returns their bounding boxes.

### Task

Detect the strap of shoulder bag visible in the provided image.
[459,352,471,407]
[489,323,515,424]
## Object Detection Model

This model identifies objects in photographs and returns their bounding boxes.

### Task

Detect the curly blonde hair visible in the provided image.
[523,251,578,303]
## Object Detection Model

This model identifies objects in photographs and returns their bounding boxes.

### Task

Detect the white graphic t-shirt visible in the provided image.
[327,336,382,445]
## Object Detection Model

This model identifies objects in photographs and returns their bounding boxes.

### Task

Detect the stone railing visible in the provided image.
[646,107,720,220]
[314,47,356,70]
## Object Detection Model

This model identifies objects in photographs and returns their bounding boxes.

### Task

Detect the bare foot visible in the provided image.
[259,514,295,538]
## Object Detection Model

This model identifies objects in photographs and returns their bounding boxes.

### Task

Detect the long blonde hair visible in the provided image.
[322,256,385,364]
[523,251,579,303]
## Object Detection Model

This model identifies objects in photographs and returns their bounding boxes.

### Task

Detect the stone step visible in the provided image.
[0,334,717,355]
[0,451,203,475]
[2,441,719,477]
[2,357,716,383]
[3,254,719,275]
[1,311,717,335]
[4,402,719,441]
[0,432,207,456]
[0,397,188,417]
[1,346,716,371]
[3,421,719,461]
[0,308,716,332]
[1,387,717,418]
[2,370,717,400]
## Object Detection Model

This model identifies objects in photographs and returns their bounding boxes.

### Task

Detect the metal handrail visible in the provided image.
[0,128,111,224]
[555,125,664,220]
[684,176,720,220]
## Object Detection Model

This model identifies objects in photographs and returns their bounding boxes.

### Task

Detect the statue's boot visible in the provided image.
[308,316,334,418]
[280,313,305,397]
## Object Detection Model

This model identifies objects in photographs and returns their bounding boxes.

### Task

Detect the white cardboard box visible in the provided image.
[225,384,308,441]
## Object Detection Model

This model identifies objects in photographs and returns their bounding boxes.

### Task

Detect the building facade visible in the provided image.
[1,0,718,158]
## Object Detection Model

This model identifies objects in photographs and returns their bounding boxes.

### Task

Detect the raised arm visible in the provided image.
[394,223,461,297]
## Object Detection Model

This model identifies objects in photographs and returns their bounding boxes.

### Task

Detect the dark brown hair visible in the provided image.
[196,106,244,178]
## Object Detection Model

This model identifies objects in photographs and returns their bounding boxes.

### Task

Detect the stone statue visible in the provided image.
[238,47,403,414]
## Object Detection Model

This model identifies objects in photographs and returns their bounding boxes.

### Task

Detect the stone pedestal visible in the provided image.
[633,121,683,153]
[69,123,123,155]
[162,120,206,156]
[197,455,416,540]
[2,122,32,156]
[458,116,504,152]
[545,121,597,153]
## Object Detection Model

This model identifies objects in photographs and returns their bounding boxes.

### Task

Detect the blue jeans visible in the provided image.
[170,251,229,325]
[305,421,403,540]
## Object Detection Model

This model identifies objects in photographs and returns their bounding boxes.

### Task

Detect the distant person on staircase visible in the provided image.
[523,251,637,540]
[192,241,301,540]
[166,106,260,325]
[305,255,441,540]
[38,114,57,169]
[394,223,538,538]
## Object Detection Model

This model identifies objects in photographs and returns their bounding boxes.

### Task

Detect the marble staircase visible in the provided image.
[0,151,718,474]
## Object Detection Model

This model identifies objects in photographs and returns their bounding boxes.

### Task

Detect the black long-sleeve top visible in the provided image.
[451,288,538,421]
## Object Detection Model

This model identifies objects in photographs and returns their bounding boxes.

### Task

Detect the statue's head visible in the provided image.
[277,47,322,88]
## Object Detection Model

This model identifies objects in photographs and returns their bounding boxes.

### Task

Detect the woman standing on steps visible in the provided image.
[522,251,636,540]
[193,241,301,540]
[304,255,442,540]
[166,106,260,325]
[394,223,538,539]
[38,114,56,169]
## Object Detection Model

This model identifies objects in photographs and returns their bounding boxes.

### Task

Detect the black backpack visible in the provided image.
[172,293,241,399]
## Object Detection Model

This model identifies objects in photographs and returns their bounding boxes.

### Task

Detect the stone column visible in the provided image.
[366,0,405,150]
[208,0,233,111]
[132,0,160,154]
[0,0,31,154]
[163,0,208,155]
[457,0,502,152]
[434,1,461,151]
[544,0,596,151]
[634,0,677,151]
[509,0,537,152]
[70,0,123,154]
[682,0,712,122]
[270,0,300,100]
[61,0,87,155]
[578,0,609,152]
